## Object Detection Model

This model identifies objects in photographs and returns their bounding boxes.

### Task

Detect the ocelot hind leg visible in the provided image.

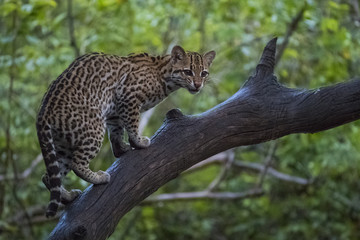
[70,139,110,185]
[68,109,110,184]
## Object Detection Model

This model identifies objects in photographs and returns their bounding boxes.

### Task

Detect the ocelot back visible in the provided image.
[36,45,216,217]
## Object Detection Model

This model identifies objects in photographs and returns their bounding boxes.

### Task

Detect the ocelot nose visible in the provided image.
[194,82,202,89]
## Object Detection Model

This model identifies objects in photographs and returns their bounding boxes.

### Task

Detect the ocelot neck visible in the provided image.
[157,55,172,76]
[157,55,181,95]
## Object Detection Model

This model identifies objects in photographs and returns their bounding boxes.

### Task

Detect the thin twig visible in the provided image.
[184,152,227,173]
[351,0,360,22]
[183,150,311,185]
[207,150,234,191]
[276,4,307,64]
[256,141,278,188]
[234,161,311,185]
[0,154,43,182]
[5,204,58,227]
[143,188,264,204]
[67,0,80,57]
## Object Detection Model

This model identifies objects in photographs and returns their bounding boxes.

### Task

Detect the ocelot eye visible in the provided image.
[200,71,209,78]
[183,70,194,76]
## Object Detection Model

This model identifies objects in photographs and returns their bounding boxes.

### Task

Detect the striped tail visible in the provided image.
[36,120,61,218]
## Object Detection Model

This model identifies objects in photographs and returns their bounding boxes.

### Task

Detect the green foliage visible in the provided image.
[1,0,360,239]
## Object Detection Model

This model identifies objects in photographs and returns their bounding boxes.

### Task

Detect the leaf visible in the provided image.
[321,17,339,32]
[32,0,57,7]
[0,2,18,16]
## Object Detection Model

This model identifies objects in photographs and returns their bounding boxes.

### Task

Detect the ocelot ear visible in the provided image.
[171,45,187,64]
[203,50,216,66]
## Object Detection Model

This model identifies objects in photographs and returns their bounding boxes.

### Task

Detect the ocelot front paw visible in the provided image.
[96,170,111,184]
[129,136,151,149]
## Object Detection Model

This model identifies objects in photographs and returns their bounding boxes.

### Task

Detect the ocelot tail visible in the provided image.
[36,45,216,217]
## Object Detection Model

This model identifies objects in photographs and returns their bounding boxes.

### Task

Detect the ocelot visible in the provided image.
[36,45,216,217]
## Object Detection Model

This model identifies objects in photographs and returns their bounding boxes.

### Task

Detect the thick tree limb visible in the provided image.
[48,38,360,239]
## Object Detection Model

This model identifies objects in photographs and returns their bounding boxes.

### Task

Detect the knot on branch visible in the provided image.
[166,108,184,120]
[71,225,87,240]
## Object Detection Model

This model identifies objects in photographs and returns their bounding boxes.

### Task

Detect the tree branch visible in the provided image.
[206,150,234,192]
[184,152,228,173]
[143,189,264,204]
[184,150,311,185]
[0,154,42,182]
[233,161,311,185]
[67,0,80,57]
[48,38,360,239]
[256,141,277,188]
[351,0,360,24]
[276,4,306,64]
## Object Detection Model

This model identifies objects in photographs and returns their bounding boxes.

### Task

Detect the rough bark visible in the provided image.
[48,38,360,239]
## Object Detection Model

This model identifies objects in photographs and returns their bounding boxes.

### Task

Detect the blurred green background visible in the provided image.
[1,0,360,239]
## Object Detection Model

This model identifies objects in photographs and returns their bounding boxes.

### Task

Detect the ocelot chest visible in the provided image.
[119,68,169,113]
[140,89,166,112]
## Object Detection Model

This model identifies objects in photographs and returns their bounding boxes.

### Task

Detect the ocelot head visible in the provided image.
[170,45,216,94]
